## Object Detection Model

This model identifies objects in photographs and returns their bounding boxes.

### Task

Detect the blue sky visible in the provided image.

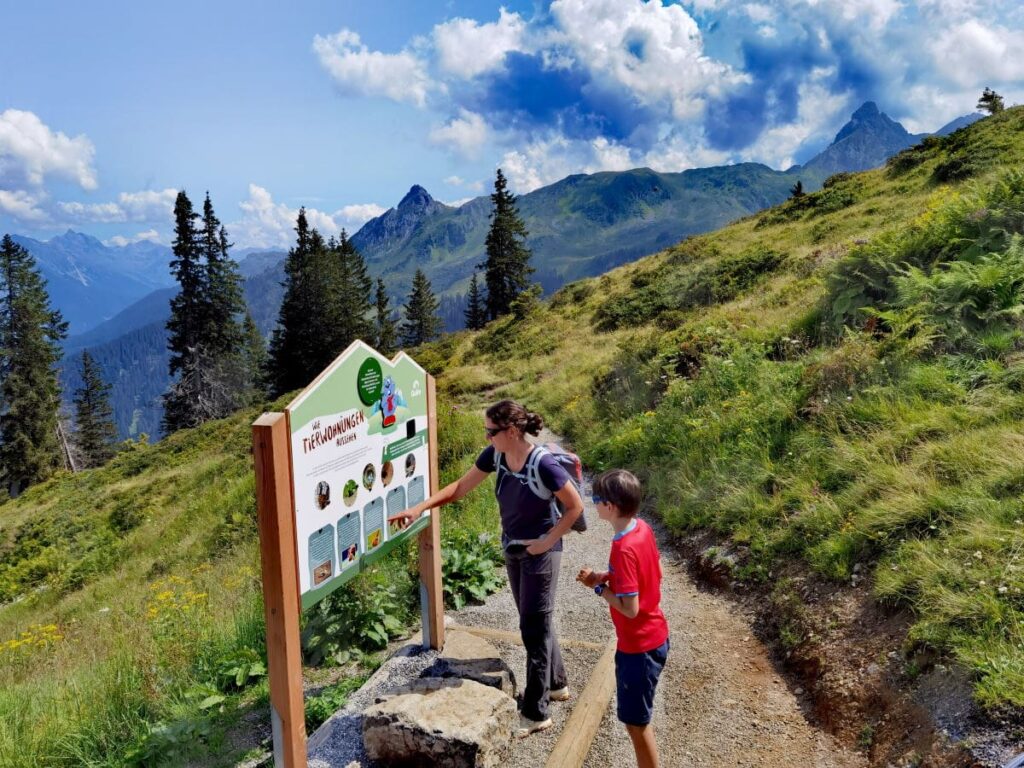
[2,0,1023,249]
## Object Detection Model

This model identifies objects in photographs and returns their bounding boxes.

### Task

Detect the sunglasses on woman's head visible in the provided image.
[484,425,509,437]
[591,494,605,505]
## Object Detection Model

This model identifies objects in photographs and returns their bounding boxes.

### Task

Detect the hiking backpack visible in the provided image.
[495,443,588,533]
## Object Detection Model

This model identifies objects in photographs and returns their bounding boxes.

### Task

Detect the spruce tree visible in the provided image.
[374,278,398,356]
[401,269,442,347]
[323,230,373,363]
[73,350,117,468]
[164,192,249,433]
[266,209,320,397]
[241,311,267,406]
[480,168,533,320]
[977,87,1005,115]
[163,191,204,432]
[464,272,487,330]
[0,234,68,495]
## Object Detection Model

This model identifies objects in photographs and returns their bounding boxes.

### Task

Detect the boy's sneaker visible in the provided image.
[549,686,571,702]
[516,715,553,739]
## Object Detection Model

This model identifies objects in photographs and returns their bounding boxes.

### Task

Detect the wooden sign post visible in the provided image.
[252,342,444,767]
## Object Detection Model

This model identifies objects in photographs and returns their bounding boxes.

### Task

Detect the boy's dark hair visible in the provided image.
[593,469,642,516]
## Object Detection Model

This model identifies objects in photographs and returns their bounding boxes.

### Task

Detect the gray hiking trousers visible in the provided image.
[505,548,568,721]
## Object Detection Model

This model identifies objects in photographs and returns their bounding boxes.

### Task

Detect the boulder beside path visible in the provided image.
[362,676,517,768]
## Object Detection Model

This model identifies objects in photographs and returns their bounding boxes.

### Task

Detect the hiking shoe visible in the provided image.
[517,715,553,738]
[549,686,571,702]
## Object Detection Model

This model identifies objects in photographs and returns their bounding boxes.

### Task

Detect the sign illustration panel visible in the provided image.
[287,341,432,609]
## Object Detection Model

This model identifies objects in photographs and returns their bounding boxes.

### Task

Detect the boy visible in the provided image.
[577,469,669,768]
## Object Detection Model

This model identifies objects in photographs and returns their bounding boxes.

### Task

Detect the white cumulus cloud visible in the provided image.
[0,109,97,190]
[103,229,163,247]
[550,0,742,120]
[931,19,1024,87]
[0,189,48,222]
[433,8,527,78]
[230,184,383,249]
[313,29,435,107]
[429,110,489,159]
[57,188,178,224]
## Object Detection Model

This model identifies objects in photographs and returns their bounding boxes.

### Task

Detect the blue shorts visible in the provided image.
[615,639,669,726]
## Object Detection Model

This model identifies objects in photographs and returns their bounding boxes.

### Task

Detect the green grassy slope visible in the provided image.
[0,397,499,766]
[423,106,1024,712]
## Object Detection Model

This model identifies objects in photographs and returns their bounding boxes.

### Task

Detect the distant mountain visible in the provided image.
[792,102,926,179]
[237,249,286,278]
[11,231,174,334]
[60,321,169,440]
[935,112,984,136]
[60,100,969,440]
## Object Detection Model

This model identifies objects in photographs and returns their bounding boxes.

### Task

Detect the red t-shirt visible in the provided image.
[608,518,669,653]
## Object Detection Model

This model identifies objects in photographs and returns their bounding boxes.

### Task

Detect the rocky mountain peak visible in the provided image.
[398,185,434,211]
[833,101,908,145]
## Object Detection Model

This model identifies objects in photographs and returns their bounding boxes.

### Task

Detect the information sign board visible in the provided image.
[286,341,432,609]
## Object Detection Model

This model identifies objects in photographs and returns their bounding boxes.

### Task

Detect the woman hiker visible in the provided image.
[389,399,583,738]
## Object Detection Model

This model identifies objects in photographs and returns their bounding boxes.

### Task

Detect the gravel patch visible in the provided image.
[305,429,864,767]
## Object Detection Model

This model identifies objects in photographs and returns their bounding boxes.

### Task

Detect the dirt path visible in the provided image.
[451,430,865,768]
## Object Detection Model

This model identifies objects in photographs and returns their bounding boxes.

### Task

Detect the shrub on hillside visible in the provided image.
[593,245,784,331]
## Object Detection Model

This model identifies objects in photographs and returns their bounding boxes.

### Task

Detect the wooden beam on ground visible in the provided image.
[253,412,307,768]
[418,375,445,650]
[545,637,618,768]
[446,623,608,651]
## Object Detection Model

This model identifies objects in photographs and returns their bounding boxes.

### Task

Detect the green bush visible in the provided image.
[441,532,504,610]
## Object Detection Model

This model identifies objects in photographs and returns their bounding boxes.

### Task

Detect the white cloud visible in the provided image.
[337,203,386,230]
[229,184,383,249]
[500,134,643,193]
[433,8,527,78]
[313,29,435,107]
[442,196,474,207]
[0,189,47,221]
[737,76,851,169]
[931,19,1024,87]
[57,187,178,223]
[445,176,485,192]
[0,109,97,190]
[103,229,163,247]
[429,109,489,158]
[550,0,742,120]
[743,3,776,23]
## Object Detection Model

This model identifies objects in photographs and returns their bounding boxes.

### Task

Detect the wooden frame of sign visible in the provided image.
[252,341,444,768]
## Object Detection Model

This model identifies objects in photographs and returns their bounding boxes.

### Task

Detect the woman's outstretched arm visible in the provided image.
[387,465,490,524]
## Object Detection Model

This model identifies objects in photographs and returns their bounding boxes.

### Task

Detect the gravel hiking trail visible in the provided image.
[449,429,866,768]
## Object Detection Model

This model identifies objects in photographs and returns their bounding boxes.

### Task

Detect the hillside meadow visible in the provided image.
[0,398,501,766]
[2,106,1024,765]
[421,106,1024,713]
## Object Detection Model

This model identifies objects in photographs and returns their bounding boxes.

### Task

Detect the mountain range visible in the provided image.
[11,101,983,439]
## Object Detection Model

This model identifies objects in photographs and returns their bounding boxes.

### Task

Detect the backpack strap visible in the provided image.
[495,446,555,502]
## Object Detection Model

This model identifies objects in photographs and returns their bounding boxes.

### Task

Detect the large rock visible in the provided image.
[419,630,517,698]
[362,678,517,767]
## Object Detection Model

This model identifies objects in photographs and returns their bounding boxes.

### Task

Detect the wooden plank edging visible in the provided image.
[544,636,618,768]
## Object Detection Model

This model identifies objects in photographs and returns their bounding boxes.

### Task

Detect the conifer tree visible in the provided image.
[201,196,246,356]
[480,168,533,320]
[464,272,487,330]
[241,311,267,406]
[0,234,68,495]
[401,269,442,347]
[323,230,373,363]
[374,278,398,355]
[73,350,117,468]
[265,209,320,397]
[164,192,249,433]
[977,87,1005,115]
[163,191,203,432]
